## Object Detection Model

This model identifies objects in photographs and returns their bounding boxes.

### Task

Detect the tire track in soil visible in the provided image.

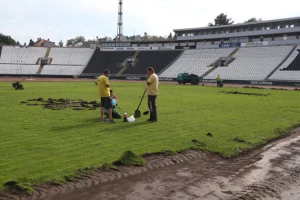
[230,135,300,200]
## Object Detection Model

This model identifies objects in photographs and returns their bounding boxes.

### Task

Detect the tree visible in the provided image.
[29,39,34,46]
[142,32,149,40]
[208,13,234,27]
[0,33,17,45]
[74,36,85,43]
[245,17,262,23]
[59,40,64,47]
[66,36,86,46]
[66,39,74,46]
[167,32,173,40]
[173,33,177,40]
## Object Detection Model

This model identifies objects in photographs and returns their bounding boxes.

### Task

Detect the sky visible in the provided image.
[0,0,300,45]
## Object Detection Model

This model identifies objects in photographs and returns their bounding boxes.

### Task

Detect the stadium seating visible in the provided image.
[269,46,300,81]
[41,65,86,76]
[49,48,95,65]
[82,50,138,75]
[0,64,39,74]
[82,50,183,76]
[123,51,182,75]
[0,45,299,82]
[206,46,294,80]
[159,49,233,78]
[0,46,47,64]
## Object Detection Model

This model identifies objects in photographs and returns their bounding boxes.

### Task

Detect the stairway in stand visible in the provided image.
[37,47,51,75]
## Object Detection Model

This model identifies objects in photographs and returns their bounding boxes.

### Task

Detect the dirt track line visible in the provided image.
[0,151,203,200]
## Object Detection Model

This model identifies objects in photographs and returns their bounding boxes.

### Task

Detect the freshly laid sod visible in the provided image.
[0,81,300,190]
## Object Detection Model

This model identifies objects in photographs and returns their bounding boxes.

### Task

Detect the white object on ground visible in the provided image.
[127,115,136,123]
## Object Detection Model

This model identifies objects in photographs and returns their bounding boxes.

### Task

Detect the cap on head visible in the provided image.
[110,89,113,93]
[104,69,110,74]
[147,67,154,73]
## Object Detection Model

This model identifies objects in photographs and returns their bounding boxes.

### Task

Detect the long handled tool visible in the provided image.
[134,88,146,118]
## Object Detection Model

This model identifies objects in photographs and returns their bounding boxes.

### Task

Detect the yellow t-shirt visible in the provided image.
[216,76,221,81]
[96,75,110,97]
[147,73,159,96]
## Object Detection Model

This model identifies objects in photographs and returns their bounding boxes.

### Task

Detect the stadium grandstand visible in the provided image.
[0,16,299,85]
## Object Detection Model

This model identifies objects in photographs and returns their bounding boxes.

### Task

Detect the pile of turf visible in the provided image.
[114,151,146,166]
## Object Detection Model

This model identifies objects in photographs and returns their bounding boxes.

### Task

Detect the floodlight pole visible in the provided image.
[117,0,123,41]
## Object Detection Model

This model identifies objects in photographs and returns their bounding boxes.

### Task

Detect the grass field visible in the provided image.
[0,81,300,190]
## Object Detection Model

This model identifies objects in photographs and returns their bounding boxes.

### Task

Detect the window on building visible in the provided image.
[291,24,295,28]
[286,25,289,28]
[266,27,270,30]
[278,26,280,29]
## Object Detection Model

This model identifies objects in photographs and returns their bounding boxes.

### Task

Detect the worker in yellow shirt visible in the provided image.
[146,67,159,123]
[95,69,115,123]
[216,74,221,87]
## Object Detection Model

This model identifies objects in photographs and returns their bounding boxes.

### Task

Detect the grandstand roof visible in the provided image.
[174,16,300,32]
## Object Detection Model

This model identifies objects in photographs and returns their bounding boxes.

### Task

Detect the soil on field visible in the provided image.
[22,98,100,111]
[219,91,271,96]
[1,77,300,200]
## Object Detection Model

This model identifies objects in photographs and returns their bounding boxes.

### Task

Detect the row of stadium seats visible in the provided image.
[159,49,233,78]
[82,51,135,75]
[49,48,95,65]
[122,51,182,75]
[160,46,298,81]
[82,50,183,76]
[0,47,95,76]
[269,45,300,80]
[0,46,47,64]
[0,64,87,76]
[41,65,86,76]
[0,64,39,74]
[207,46,294,80]
[0,45,299,81]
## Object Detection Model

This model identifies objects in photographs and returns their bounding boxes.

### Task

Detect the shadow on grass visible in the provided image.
[52,117,149,132]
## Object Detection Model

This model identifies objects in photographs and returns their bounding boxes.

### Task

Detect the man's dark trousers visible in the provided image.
[148,95,157,122]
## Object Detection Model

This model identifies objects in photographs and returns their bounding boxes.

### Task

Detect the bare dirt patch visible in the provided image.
[22,98,100,111]
[219,91,271,96]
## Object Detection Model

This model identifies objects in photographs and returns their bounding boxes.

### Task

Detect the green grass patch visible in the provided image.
[4,181,34,195]
[0,81,300,189]
[114,150,146,166]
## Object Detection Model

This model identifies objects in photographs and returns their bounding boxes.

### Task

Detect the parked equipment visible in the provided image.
[12,82,24,90]
[176,73,202,85]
